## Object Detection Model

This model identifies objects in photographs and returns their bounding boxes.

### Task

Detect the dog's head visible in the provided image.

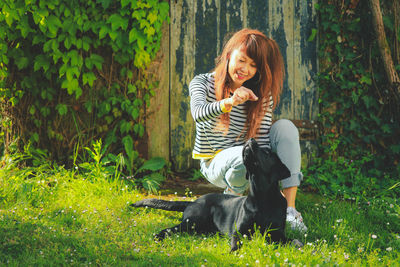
[242,138,290,186]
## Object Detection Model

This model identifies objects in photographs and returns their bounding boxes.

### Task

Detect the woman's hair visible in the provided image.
[214,28,285,139]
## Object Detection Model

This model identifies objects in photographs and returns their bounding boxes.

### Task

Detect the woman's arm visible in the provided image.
[189,74,227,123]
[189,74,259,123]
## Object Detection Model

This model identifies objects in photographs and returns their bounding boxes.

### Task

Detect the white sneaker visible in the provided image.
[286,207,308,232]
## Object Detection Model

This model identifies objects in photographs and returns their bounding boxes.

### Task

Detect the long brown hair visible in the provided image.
[214,28,285,139]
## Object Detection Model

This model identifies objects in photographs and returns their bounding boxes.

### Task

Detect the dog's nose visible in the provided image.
[248,138,258,149]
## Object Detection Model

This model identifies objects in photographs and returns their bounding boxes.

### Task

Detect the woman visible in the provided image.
[189,28,307,232]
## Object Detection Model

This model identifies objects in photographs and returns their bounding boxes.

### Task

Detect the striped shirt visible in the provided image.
[189,72,273,159]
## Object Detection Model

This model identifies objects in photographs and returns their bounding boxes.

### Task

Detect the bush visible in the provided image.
[305,0,400,199]
[0,0,169,174]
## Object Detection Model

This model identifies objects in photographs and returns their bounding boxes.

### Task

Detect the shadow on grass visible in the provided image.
[0,212,231,266]
[0,213,92,265]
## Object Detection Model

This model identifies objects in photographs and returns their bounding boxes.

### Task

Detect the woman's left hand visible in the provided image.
[230,86,258,106]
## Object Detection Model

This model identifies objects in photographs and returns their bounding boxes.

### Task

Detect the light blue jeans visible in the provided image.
[200,119,303,194]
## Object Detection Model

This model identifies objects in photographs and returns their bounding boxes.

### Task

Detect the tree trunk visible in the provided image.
[369,0,400,95]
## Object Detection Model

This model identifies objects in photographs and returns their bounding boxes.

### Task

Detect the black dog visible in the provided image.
[131,138,300,251]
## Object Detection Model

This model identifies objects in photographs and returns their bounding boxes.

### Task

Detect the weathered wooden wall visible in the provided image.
[147,0,318,172]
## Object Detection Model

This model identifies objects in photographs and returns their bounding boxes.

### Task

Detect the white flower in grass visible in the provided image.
[371,234,377,239]
[336,219,343,223]
[386,247,392,252]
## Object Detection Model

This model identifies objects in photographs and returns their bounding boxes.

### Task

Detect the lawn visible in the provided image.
[0,161,399,266]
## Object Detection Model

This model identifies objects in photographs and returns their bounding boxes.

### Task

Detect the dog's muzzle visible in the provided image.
[243,138,258,167]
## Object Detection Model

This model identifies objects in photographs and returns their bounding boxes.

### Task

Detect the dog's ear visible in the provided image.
[272,153,291,181]
[277,162,291,181]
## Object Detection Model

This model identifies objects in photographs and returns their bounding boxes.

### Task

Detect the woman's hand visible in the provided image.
[225,87,258,108]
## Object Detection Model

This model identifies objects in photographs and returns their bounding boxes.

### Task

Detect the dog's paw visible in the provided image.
[291,239,303,248]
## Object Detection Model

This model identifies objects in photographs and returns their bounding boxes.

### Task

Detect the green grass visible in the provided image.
[1,161,399,266]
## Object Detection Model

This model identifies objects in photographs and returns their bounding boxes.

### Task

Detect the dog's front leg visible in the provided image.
[267,230,288,244]
[230,233,241,252]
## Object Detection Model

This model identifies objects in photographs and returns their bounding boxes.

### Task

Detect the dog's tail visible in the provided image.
[131,198,192,212]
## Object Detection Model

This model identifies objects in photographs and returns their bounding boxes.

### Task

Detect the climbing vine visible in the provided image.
[0,0,169,173]
[305,0,400,198]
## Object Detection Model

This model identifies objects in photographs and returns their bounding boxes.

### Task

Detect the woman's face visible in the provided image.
[228,48,257,89]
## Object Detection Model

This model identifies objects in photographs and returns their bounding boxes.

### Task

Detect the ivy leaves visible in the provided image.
[0,0,170,173]
[315,1,400,180]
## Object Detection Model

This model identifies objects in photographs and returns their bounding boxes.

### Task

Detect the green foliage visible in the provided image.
[188,168,205,181]
[0,0,169,174]
[305,0,400,199]
[132,156,167,193]
[76,139,166,193]
[78,139,123,180]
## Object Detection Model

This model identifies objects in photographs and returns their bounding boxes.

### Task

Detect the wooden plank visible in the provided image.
[293,0,318,167]
[194,0,219,74]
[170,0,197,171]
[294,0,318,121]
[264,0,295,119]
[145,23,170,161]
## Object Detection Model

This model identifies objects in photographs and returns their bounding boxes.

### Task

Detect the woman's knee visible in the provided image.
[270,119,299,142]
[224,164,247,189]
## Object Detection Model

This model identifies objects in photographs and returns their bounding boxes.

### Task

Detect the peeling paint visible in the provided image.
[226,12,230,31]
[216,0,221,54]
[170,0,198,170]
[241,0,248,28]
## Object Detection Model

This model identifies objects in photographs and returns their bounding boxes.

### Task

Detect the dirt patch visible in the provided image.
[160,175,223,197]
